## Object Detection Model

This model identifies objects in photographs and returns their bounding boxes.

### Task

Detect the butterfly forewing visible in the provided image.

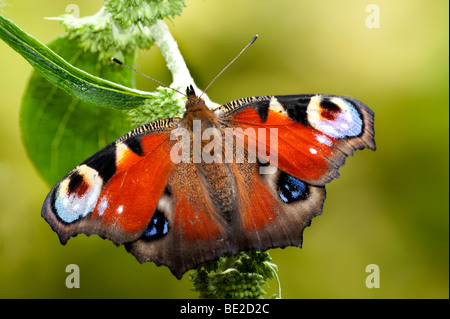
[41,118,181,245]
[215,94,376,185]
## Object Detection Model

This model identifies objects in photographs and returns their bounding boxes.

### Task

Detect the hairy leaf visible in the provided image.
[20,35,135,185]
[0,14,155,110]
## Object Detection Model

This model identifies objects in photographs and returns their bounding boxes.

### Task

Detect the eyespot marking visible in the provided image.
[307,96,363,138]
[277,171,309,203]
[53,165,103,224]
[141,209,169,241]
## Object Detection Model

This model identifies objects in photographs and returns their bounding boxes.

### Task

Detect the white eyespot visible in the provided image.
[309,148,318,154]
[62,197,69,207]
[117,205,124,214]
[54,165,103,224]
[307,96,363,138]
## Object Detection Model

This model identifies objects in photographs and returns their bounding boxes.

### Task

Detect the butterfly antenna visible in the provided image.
[111,57,186,96]
[199,35,258,98]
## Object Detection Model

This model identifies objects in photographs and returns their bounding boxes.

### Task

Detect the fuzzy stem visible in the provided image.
[149,19,219,108]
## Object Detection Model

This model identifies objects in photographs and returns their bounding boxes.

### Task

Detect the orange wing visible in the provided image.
[217,94,375,185]
[41,119,180,245]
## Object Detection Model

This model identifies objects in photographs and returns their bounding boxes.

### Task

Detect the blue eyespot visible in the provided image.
[277,172,308,203]
[141,210,169,241]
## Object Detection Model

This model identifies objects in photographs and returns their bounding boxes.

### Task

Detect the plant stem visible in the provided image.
[149,19,219,108]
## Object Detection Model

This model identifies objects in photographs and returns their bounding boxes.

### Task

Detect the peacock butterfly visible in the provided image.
[41,39,375,279]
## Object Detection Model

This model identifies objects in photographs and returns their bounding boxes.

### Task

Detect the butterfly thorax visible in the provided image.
[183,87,218,132]
[182,103,218,131]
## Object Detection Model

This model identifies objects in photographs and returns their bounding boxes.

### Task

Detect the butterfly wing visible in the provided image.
[41,118,180,245]
[215,94,375,185]
[226,160,327,253]
[209,94,375,254]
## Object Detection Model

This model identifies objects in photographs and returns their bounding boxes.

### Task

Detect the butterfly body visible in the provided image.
[42,85,375,278]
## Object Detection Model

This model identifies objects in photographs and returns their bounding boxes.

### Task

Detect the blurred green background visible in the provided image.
[0,0,448,298]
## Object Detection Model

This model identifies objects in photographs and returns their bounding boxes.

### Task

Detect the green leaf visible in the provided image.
[0,13,155,110]
[20,35,135,185]
[0,13,180,185]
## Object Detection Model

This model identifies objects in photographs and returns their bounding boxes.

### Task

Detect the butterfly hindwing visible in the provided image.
[126,162,233,278]
[228,160,326,252]
[41,118,180,245]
